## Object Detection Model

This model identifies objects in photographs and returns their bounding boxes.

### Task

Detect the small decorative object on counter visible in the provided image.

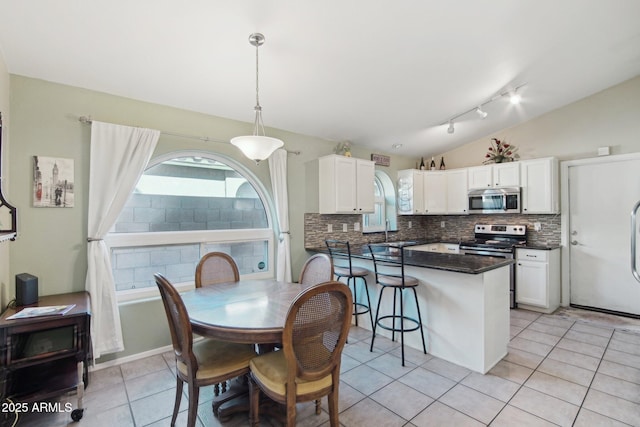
[419,157,425,170]
[334,141,352,157]
[439,157,446,170]
[429,157,436,170]
[484,138,519,164]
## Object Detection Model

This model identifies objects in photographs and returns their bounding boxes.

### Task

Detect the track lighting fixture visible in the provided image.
[509,91,521,105]
[440,83,526,134]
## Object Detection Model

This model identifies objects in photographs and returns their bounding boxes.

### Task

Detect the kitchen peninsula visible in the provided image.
[315,244,513,374]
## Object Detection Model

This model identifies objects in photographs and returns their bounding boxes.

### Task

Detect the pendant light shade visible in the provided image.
[231,33,283,163]
[231,135,283,161]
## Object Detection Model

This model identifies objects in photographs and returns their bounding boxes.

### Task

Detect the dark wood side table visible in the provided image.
[0,292,91,425]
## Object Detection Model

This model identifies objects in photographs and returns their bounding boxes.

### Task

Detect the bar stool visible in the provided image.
[368,243,427,366]
[325,240,374,328]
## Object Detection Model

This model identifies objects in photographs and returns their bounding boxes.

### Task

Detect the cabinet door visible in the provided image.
[333,156,357,213]
[356,159,375,213]
[397,170,415,215]
[516,260,548,307]
[423,171,447,214]
[494,163,520,187]
[446,169,468,214]
[468,166,492,189]
[521,158,559,214]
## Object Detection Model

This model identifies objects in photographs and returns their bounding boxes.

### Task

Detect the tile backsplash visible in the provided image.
[304,213,561,248]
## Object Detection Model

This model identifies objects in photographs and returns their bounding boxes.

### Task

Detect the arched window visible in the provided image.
[106,152,275,301]
[363,171,397,233]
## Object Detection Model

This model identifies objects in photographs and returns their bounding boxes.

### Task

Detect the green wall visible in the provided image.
[0,52,10,308]
[7,75,415,361]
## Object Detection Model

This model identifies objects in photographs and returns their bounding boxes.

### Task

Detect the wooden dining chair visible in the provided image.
[298,253,334,285]
[195,252,239,288]
[154,273,257,427]
[248,281,353,427]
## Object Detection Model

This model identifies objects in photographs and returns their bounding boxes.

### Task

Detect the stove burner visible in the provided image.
[461,223,528,251]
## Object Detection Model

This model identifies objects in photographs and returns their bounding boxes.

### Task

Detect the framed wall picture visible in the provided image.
[371,153,390,166]
[33,156,75,207]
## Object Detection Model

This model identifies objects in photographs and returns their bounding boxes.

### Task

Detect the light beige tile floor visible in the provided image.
[12,308,640,426]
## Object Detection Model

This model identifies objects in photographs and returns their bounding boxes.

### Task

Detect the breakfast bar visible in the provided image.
[314,244,513,374]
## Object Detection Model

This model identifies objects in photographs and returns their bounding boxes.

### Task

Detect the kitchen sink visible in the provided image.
[367,241,419,254]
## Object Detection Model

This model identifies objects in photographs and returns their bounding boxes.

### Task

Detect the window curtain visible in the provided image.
[268,149,292,282]
[85,121,160,359]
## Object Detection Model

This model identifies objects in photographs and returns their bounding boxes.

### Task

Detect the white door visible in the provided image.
[568,154,640,315]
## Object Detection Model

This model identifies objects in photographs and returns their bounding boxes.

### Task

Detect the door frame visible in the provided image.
[560,152,640,307]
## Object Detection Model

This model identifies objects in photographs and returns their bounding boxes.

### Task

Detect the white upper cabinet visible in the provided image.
[520,157,559,214]
[397,169,467,215]
[423,171,447,214]
[468,163,520,189]
[446,169,468,214]
[397,169,424,215]
[397,156,558,216]
[319,155,375,214]
[355,159,376,213]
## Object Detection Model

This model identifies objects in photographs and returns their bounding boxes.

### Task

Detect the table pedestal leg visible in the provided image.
[212,376,287,423]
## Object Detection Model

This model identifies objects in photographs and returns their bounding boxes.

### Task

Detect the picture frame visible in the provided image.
[33,156,75,207]
[371,153,390,166]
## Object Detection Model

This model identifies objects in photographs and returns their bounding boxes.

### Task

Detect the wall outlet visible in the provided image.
[327,224,333,232]
[534,222,542,232]
[354,222,360,231]
[408,221,412,229]
[342,223,348,232]
[441,221,445,228]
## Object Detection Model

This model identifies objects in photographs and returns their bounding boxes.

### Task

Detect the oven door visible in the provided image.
[461,247,516,308]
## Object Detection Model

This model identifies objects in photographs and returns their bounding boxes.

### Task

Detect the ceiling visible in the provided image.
[1,1,639,158]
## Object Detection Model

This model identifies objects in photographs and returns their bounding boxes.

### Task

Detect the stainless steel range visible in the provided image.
[459,224,527,308]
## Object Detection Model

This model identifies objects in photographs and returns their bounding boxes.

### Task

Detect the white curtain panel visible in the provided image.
[268,149,292,282]
[85,121,160,359]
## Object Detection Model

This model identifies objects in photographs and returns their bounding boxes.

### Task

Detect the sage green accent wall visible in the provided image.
[0,52,10,309]
[7,75,415,361]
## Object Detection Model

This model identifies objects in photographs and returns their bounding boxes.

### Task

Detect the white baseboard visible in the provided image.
[89,344,174,372]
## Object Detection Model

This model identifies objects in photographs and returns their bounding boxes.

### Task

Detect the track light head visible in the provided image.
[447,121,455,134]
[509,91,521,105]
[476,107,488,119]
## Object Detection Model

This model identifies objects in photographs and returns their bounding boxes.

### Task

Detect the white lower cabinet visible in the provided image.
[516,248,560,313]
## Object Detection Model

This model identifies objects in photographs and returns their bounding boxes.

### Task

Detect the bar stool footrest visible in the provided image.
[375,315,421,333]
[353,302,371,316]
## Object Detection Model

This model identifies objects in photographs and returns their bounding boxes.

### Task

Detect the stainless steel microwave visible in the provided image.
[468,188,521,214]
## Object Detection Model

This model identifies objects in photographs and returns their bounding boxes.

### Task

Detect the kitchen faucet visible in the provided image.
[385,219,390,242]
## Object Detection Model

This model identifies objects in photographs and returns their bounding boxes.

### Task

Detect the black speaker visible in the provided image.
[16,273,39,306]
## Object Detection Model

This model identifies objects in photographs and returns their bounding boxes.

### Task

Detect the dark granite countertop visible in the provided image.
[308,244,514,275]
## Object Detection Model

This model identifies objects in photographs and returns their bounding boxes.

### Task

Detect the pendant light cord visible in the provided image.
[253,38,265,137]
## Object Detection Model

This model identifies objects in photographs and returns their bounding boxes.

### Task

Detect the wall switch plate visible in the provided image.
[327,224,333,232]
[534,222,542,231]
[441,221,445,228]
[342,223,348,232]
[408,221,412,229]
[354,222,360,231]
[597,146,610,156]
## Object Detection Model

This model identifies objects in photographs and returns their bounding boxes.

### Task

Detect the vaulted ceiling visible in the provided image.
[1,1,639,157]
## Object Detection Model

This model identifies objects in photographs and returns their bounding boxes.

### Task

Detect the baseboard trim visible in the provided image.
[89,344,174,372]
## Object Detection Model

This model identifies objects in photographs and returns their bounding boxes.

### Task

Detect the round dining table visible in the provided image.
[182,278,317,344]
[180,278,318,421]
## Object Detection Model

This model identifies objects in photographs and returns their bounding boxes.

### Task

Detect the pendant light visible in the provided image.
[230,33,284,163]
